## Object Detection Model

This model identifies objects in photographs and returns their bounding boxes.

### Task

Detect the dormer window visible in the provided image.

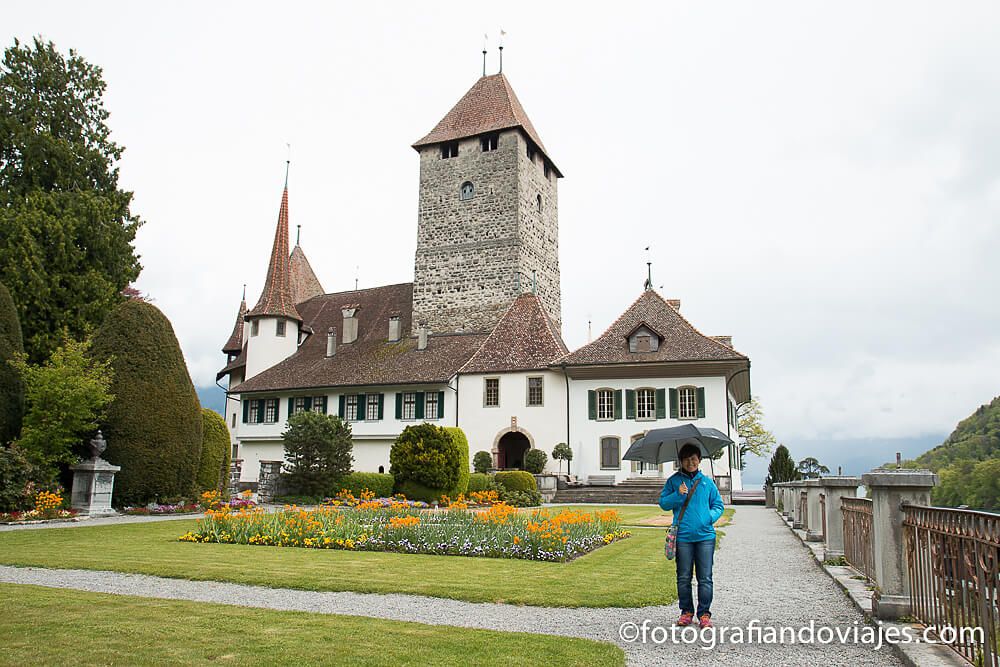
[636,335,651,352]
[460,181,474,200]
[276,320,286,337]
[628,325,660,353]
[481,133,498,152]
[441,141,459,159]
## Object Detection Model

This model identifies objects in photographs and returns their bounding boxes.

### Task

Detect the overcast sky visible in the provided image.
[7,2,999,476]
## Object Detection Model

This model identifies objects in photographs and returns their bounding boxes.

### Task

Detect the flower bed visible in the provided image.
[179,503,630,562]
[0,491,78,523]
[122,491,257,516]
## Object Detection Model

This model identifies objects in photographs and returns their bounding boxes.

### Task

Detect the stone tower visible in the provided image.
[411,73,562,334]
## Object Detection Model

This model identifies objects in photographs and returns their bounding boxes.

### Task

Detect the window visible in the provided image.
[231,444,238,460]
[345,394,358,421]
[312,397,326,413]
[441,141,459,159]
[401,392,416,420]
[536,194,543,213]
[636,388,656,420]
[480,133,498,151]
[636,335,651,352]
[527,377,543,406]
[600,437,620,470]
[597,389,615,420]
[460,181,474,200]
[248,400,260,423]
[484,378,500,407]
[679,387,697,419]
[366,396,380,421]
[264,398,278,423]
[425,391,439,419]
[276,320,286,337]
[526,143,536,161]
[293,396,308,414]
[250,320,259,337]
[544,163,551,179]
[231,413,236,428]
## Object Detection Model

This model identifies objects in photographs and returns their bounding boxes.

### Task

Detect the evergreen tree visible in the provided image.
[0,37,141,363]
[764,445,800,486]
[0,283,24,444]
[90,301,202,505]
[197,408,231,493]
[281,411,353,497]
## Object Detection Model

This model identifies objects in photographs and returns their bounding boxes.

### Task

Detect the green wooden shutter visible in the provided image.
[358,394,367,420]
[655,388,666,419]
[256,399,265,423]
[415,391,425,419]
[669,388,679,419]
[625,389,636,419]
[587,390,596,420]
[614,390,623,420]
[377,393,384,420]
[305,396,313,412]
[338,395,346,418]
[287,398,294,417]
[395,393,403,419]
[242,400,249,423]
[696,387,706,418]
[320,396,328,414]
[437,391,445,419]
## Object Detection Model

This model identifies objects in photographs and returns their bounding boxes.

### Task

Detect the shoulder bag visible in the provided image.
[664,477,702,560]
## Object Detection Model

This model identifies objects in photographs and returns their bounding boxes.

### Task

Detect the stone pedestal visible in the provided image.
[861,468,937,620]
[257,460,283,503]
[70,458,121,517]
[791,482,806,529]
[534,474,557,503]
[805,479,824,542]
[228,459,243,497]
[818,476,860,560]
[764,484,775,508]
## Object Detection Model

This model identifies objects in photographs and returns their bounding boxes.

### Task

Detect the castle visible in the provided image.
[218,70,751,493]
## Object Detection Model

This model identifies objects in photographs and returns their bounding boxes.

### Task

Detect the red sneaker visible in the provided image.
[676,612,694,626]
[699,614,713,629]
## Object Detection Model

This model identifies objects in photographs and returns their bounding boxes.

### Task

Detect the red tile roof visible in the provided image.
[460,293,568,373]
[247,186,301,321]
[413,74,560,174]
[217,343,246,381]
[559,290,748,366]
[289,244,324,304]
[232,283,488,393]
[221,298,247,355]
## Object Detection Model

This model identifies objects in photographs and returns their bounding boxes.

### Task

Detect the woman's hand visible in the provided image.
[678,481,688,495]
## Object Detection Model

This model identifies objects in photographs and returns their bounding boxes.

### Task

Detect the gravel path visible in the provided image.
[0,506,901,666]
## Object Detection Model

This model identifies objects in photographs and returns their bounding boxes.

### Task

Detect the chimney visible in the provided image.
[388,315,401,342]
[417,325,428,351]
[342,306,359,344]
[711,335,733,349]
[326,327,337,357]
[666,299,681,311]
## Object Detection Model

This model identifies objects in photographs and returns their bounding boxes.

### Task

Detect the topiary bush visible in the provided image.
[473,450,492,474]
[467,472,491,493]
[390,423,461,503]
[337,471,394,498]
[197,408,230,493]
[494,470,537,493]
[552,442,573,474]
[90,301,203,505]
[0,283,24,446]
[524,448,547,474]
[443,427,469,497]
[281,411,353,498]
[497,487,543,507]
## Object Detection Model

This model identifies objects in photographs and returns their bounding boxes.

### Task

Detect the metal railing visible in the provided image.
[842,497,875,581]
[903,504,999,667]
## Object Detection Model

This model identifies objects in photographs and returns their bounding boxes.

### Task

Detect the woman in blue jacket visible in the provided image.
[659,442,725,628]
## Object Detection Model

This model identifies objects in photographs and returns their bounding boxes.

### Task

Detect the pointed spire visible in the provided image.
[289,244,325,303]
[222,289,248,354]
[246,168,301,322]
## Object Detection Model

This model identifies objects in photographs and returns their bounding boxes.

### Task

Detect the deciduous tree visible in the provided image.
[736,397,777,469]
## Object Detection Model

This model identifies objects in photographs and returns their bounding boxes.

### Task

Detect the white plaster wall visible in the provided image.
[567,375,738,485]
[351,438,393,474]
[244,317,300,380]
[457,370,567,472]
[239,441,285,482]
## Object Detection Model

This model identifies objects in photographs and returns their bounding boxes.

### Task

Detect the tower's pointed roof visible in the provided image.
[289,244,325,304]
[222,292,247,354]
[246,172,301,321]
[413,73,560,175]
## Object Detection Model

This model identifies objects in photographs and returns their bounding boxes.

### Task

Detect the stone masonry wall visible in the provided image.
[412,129,561,334]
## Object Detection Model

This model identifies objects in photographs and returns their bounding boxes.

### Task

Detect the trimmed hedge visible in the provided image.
[467,472,491,493]
[494,470,537,493]
[472,451,492,474]
[390,423,461,503]
[0,283,24,446]
[443,427,469,497]
[524,449,547,474]
[91,301,203,505]
[337,472,394,498]
[197,408,230,493]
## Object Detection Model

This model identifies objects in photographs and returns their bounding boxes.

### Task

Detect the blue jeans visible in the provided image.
[676,538,715,617]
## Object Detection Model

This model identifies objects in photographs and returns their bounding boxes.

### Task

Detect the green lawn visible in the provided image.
[0,584,624,666]
[0,506,735,608]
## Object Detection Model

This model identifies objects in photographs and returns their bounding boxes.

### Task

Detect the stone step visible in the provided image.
[553,487,662,504]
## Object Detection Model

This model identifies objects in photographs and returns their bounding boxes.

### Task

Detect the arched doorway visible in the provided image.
[497,432,530,470]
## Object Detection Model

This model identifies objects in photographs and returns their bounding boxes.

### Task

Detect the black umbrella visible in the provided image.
[622,424,734,465]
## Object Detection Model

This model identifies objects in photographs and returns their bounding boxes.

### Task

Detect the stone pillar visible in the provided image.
[805,479,824,542]
[818,476,860,561]
[781,484,794,520]
[257,460,283,503]
[228,459,243,497]
[764,484,775,508]
[791,482,806,529]
[861,468,937,620]
[70,431,120,517]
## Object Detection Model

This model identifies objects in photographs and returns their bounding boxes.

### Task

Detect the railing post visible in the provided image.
[765,483,775,508]
[804,479,824,541]
[819,476,860,561]
[861,468,938,620]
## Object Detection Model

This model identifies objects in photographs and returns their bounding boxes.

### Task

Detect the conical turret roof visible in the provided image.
[222,294,247,354]
[247,177,301,321]
[289,244,324,304]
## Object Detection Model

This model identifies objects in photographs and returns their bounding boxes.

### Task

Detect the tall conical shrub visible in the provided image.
[764,444,800,486]
[0,283,24,445]
[91,301,202,504]
[197,408,231,493]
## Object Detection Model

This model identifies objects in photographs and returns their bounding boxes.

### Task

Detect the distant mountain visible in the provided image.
[197,384,227,416]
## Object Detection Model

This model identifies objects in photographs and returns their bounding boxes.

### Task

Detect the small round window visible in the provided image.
[460,182,474,200]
